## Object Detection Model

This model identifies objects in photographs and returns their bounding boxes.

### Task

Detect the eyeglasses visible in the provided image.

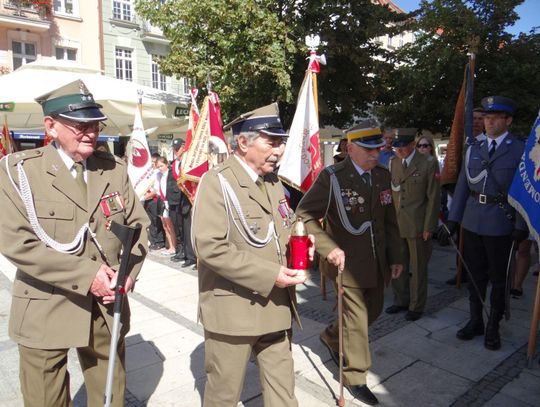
[417,143,431,149]
[58,119,106,134]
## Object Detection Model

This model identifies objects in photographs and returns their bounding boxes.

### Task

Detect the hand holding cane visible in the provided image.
[104,221,142,407]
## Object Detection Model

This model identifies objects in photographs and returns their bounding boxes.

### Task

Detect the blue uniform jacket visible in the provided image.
[449,134,526,236]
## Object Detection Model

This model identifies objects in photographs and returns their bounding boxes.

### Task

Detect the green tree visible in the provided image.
[135,0,407,126]
[377,0,539,136]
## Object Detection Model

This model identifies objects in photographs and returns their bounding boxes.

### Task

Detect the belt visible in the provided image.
[470,191,507,205]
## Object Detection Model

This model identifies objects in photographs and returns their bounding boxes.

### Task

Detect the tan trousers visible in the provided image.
[321,275,384,386]
[18,303,126,407]
[203,329,297,407]
[392,237,432,312]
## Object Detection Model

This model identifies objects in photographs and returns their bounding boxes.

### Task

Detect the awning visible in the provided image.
[12,132,122,143]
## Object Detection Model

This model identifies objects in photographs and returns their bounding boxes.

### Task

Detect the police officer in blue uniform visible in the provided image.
[446,95,527,350]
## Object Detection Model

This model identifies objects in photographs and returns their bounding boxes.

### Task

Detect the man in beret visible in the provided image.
[0,80,149,406]
[192,103,309,406]
[445,95,528,350]
[385,129,440,321]
[296,122,403,405]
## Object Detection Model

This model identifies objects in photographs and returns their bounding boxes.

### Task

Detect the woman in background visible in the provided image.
[416,135,437,160]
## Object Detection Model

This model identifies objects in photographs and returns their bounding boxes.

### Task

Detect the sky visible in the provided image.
[394,0,539,35]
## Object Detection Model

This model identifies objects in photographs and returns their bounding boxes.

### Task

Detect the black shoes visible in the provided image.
[319,336,339,366]
[456,320,484,340]
[346,384,379,405]
[170,254,184,263]
[510,288,523,299]
[149,243,165,251]
[385,305,408,314]
[182,259,196,267]
[405,311,422,321]
[484,313,502,350]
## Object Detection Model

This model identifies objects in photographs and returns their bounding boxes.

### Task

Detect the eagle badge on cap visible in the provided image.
[79,81,90,95]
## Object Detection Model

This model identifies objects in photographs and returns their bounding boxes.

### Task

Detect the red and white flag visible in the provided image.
[179,90,228,203]
[278,66,322,192]
[127,106,154,200]
[1,115,15,155]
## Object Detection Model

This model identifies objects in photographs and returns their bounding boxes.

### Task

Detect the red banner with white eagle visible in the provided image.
[278,52,322,192]
[127,105,154,200]
[179,90,228,203]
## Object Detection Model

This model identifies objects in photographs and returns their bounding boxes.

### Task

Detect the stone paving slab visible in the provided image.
[498,370,540,406]
[374,322,518,382]
[373,360,471,407]
[2,248,540,407]
[483,393,536,407]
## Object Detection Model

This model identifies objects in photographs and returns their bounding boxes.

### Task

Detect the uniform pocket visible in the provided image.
[11,279,53,341]
[34,200,75,241]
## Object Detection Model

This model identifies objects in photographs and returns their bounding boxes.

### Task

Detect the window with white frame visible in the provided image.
[113,0,132,21]
[55,47,77,61]
[53,0,77,15]
[151,56,167,91]
[12,41,36,70]
[182,77,191,96]
[115,48,133,81]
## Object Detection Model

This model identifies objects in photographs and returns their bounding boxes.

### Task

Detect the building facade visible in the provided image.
[101,0,188,96]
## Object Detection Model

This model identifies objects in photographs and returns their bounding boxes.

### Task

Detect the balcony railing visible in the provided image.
[3,0,50,19]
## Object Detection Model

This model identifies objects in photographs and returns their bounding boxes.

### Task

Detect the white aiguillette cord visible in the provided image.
[217,173,276,248]
[328,170,376,258]
[4,156,105,255]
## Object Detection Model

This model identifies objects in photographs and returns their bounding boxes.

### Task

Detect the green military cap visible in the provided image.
[346,119,385,149]
[224,102,287,137]
[35,79,107,123]
[393,128,418,147]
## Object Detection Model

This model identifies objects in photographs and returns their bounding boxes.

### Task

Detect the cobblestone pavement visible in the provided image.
[1,243,540,406]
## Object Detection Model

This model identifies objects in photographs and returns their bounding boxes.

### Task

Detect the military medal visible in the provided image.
[99,191,125,217]
[379,189,392,206]
[277,198,294,228]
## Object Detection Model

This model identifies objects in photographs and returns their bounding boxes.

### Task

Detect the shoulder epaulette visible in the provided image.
[7,149,44,165]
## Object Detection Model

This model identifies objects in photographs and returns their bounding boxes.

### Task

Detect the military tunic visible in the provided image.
[390,151,440,312]
[296,157,402,385]
[0,144,149,406]
[193,156,299,406]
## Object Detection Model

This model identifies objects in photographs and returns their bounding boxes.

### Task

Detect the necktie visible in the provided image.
[403,159,408,169]
[361,172,371,187]
[256,176,270,204]
[488,140,497,158]
[73,162,87,201]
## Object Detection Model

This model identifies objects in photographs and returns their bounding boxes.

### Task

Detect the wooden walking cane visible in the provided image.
[104,221,142,407]
[337,266,345,407]
[526,265,540,368]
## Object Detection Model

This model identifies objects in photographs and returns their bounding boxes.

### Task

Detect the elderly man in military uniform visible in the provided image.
[296,122,403,406]
[385,129,440,321]
[0,80,149,407]
[192,103,309,407]
[445,96,527,350]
